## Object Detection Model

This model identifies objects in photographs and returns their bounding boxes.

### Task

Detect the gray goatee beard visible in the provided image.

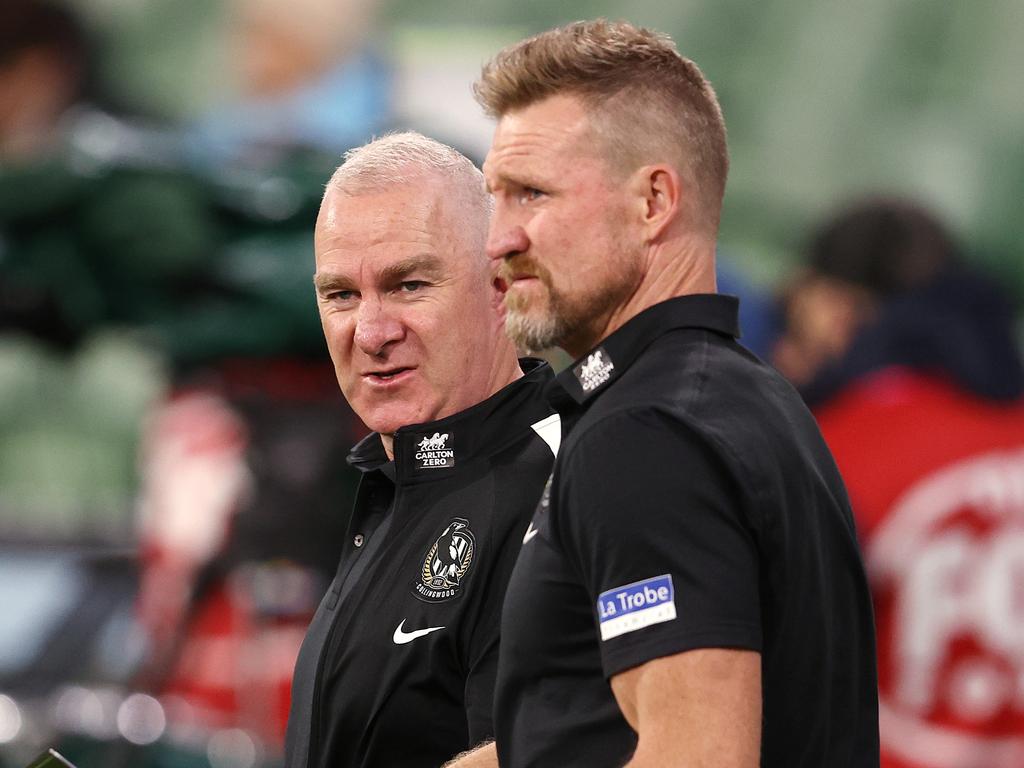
[502,248,640,356]
[505,308,565,355]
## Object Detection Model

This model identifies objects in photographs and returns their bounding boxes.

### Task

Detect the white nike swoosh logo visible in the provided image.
[393,619,446,645]
[523,523,539,543]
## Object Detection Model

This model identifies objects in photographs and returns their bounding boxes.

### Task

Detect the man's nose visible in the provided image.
[486,220,531,263]
[353,300,404,356]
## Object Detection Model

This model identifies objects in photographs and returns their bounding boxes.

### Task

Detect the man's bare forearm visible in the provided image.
[441,741,498,768]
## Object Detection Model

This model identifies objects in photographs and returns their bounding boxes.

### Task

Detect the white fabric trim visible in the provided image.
[530,413,561,457]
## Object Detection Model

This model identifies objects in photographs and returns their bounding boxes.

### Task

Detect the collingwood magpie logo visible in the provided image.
[414,431,455,469]
[574,348,614,392]
[414,518,476,602]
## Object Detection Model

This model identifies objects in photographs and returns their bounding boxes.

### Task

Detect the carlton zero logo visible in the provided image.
[414,431,454,469]
[869,448,1024,767]
[574,348,615,392]
[597,574,676,641]
[414,518,476,602]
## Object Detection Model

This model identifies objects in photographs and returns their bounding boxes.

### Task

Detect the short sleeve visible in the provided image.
[555,407,762,679]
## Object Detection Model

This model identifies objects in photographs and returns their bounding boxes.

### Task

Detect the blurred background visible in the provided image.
[0,1,1021,767]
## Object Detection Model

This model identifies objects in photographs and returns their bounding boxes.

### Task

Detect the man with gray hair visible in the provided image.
[284,132,558,768]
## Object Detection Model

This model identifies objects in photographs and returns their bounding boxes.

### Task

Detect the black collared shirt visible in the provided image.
[285,359,558,768]
[495,296,880,767]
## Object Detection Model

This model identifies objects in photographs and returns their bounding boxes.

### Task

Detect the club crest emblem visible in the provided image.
[414,518,476,602]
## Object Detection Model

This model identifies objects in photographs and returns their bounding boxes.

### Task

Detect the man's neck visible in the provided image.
[564,237,718,359]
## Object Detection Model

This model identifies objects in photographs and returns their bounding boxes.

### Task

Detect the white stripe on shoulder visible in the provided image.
[530,413,561,457]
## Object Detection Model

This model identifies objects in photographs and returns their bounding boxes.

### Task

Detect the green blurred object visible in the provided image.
[0,331,167,539]
[0,134,335,365]
[0,124,342,540]
[0,149,217,346]
[22,750,77,768]
[49,732,282,768]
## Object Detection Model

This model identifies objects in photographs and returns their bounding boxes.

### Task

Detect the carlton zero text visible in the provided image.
[416,449,454,467]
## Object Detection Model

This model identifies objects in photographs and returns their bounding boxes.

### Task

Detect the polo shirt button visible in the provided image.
[353,534,365,548]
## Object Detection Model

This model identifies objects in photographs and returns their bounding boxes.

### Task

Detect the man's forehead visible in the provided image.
[317,183,453,253]
[484,95,596,180]
[320,183,444,230]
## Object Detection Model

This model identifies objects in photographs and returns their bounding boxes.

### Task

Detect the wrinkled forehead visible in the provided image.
[319,181,441,244]
[314,182,483,276]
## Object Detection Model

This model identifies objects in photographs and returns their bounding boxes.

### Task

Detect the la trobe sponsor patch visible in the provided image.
[414,518,476,602]
[597,574,676,641]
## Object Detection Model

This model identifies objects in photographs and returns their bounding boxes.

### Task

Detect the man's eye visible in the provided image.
[326,290,358,303]
[398,281,428,293]
[518,187,545,204]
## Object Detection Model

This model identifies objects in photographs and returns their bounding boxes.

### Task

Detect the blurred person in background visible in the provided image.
[0,0,91,160]
[0,0,178,167]
[284,132,558,768]
[186,0,392,168]
[774,197,1024,768]
[0,0,212,354]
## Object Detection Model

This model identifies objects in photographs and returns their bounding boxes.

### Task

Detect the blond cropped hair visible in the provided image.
[475,19,728,232]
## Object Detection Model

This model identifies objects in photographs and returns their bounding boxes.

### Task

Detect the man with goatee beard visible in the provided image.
[476,19,880,768]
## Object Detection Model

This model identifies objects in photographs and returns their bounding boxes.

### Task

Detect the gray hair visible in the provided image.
[325,131,492,258]
[327,131,489,209]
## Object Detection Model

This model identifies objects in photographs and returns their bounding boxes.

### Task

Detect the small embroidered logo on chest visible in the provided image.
[414,518,476,602]
[575,349,615,392]
[414,431,455,469]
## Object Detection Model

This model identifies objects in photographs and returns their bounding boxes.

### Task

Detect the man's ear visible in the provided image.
[629,164,682,243]
[488,263,509,323]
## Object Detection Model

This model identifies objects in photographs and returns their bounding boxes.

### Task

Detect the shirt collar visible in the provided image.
[348,358,553,482]
[549,294,740,406]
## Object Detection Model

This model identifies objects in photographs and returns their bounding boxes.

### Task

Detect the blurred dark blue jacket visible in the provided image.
[800,265,1024,407]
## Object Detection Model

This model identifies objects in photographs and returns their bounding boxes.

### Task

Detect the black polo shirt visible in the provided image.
[285,359,558,768]
[495,296,879,767]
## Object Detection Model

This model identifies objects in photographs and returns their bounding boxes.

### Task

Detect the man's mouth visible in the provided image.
[497,271,539,290]
[364,367,413,383]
